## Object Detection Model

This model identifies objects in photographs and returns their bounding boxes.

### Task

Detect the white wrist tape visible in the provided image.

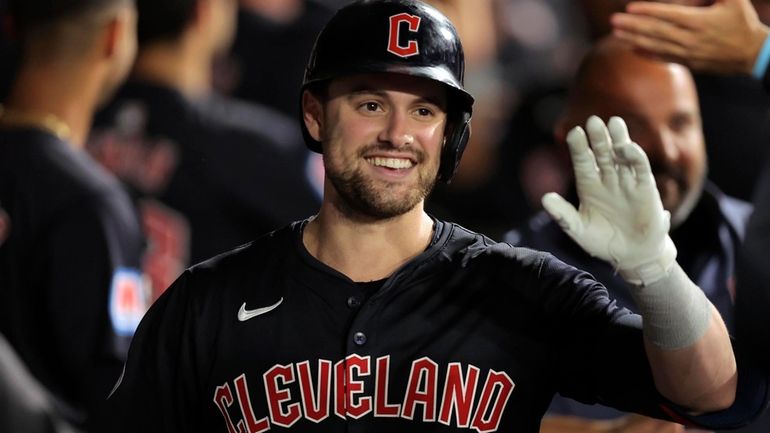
[618,235,678,286]
[629,262,712,350]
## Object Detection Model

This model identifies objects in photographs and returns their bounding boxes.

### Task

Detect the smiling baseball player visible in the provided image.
[100,1,767,432]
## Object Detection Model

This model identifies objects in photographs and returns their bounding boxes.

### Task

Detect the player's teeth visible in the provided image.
[367,157,413,169]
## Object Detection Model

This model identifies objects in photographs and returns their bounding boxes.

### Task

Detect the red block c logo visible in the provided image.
[388,13,421,58]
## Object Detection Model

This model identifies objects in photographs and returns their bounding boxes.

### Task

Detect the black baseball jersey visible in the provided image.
[102,219,764,432]
[0,127,147,427]
[89,81,321,295]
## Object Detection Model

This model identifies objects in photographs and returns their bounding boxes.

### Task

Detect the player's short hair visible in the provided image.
[9,0,131,32]
[8,0,132,61]
[135,0,197,46]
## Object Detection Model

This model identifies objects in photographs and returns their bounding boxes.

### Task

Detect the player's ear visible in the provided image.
[193,0,212,31]
[100,5,134,61]
[303,89,324,142]
[100,12,123,59]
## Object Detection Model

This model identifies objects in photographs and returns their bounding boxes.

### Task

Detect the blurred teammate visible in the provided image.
[0,0,146,429]
[225,0,334,116]
[88,0,320,297]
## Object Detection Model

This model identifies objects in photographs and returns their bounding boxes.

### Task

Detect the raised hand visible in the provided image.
[542,116,677,285]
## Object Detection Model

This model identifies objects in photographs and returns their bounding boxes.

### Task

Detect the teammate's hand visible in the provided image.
[542,116,677,285]
[611,0,770,75]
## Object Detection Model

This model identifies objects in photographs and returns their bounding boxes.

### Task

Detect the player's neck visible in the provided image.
[5,61,100,148]
[132,39,213,99]
[304,200,435,282]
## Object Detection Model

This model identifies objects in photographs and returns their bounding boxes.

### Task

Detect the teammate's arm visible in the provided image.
[611,0,770,76]
[542,116,737,412]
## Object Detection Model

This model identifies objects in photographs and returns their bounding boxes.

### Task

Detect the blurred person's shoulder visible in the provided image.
[704,181,753,238]
[202,93,303,151]
[0,127,139,248]
[0,127,129,207]
[503,211,563,250]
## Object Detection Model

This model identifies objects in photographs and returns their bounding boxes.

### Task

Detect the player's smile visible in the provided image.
[363,153,418,180]
[365,156,414,170]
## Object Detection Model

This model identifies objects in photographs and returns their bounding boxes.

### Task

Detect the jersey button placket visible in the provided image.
[353,331,367,346]
[347,296,362,308]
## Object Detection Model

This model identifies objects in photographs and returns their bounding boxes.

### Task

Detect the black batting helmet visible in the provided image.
[300,0,474,183]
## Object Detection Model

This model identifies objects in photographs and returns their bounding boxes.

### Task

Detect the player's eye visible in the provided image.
[361,102,382,112]
[415,107,433,117]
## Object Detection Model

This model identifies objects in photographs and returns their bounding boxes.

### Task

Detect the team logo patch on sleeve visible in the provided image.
[109,267,149,336]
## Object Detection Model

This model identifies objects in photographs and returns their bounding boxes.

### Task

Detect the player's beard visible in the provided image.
[325,144,439,221]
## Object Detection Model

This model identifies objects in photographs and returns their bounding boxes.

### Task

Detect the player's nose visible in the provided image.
[378,110,414,148]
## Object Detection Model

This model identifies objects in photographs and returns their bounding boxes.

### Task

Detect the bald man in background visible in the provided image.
[505,37,763,433]
[612,0,770,382]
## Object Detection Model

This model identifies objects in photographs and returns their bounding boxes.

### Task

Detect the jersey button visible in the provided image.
[347,296,362,308]
[353,332,367,346]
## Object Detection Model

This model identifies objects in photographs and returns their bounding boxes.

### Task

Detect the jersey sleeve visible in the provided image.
[537,253,769,430]
[44,193,146,422]
[97,270,208,433]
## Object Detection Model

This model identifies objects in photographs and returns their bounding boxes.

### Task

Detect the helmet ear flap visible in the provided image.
[438,111,471,183]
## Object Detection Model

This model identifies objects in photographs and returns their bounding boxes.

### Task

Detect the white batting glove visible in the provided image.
[542,116,677,286]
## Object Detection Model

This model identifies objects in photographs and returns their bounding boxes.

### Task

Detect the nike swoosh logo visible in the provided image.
[237,298,283,322]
